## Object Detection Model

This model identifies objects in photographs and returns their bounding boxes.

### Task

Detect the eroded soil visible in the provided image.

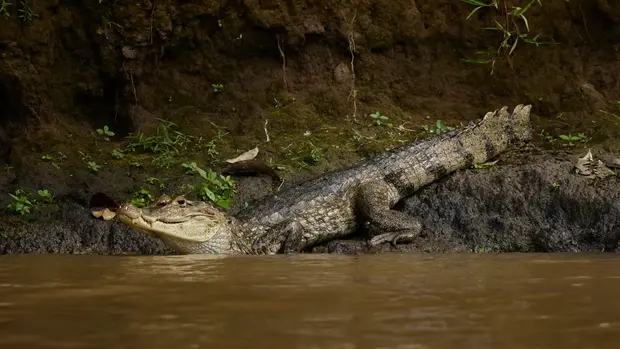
[320,148,620,254]
[1,0,620,253]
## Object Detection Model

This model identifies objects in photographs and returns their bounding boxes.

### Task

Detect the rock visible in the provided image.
[303,18,324,34]
[121,46,138,59]
[333,62,352,84]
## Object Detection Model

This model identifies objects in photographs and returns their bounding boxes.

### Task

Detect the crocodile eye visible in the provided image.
[172,196,187,206]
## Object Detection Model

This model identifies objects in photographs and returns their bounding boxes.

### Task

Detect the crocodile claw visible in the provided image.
[369,230,419,247]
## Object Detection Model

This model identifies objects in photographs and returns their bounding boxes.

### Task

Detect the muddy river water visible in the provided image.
[0,253,619,349]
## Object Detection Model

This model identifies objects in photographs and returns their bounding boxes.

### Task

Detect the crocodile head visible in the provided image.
[117,194,240,254]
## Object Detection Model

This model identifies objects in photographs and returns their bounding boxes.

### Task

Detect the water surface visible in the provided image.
[1,253,619,349]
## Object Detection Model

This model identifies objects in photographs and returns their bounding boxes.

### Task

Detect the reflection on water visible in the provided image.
[1,253,620,349]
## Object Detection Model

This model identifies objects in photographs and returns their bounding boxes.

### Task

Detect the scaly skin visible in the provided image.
[117,104,533,255]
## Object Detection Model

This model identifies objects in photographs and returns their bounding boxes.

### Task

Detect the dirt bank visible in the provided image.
[320,148,620,254]
[1,0,620,253]
[3,147,620,255]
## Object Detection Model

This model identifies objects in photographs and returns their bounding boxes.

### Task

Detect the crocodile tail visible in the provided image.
[482,104,533,143]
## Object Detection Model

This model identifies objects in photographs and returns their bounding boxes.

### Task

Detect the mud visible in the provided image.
[3,147,620,255]
[321,150,620,254]
[2,0,620,253]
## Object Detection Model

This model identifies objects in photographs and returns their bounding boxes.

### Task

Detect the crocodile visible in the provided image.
[117,104,533,255]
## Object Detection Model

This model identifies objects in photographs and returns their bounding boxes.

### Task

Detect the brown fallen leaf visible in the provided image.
[101,208,117,221]
[225,147,259,163]
[574,149,615,180]
[89,192,120,220]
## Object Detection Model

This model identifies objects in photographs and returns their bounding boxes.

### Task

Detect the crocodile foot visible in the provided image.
[357,180,424,247]
[369,230,419,247]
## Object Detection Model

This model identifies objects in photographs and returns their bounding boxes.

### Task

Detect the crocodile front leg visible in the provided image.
[251,220,305,254]
[356,180,423,246]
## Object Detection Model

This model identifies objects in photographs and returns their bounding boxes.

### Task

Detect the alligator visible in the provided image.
[117,104,533,255]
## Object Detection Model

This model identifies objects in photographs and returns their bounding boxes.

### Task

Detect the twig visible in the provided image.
[130,71,138,103]
[124,68,138,103]
[276,34,287,89]
[342,9,358,120]
[264,119,270,142]
[579,4,593,43]
[150,0,156,44]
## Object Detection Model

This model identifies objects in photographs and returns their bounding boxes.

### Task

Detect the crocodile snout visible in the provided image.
[117,203,141,219]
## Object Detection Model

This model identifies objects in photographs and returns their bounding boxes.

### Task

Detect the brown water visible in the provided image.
[0,253,619,349]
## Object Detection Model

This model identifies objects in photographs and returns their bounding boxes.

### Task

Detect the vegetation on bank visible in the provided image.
[3,106,595,217]
[460,0,556,74]
[2,0,617,220]
[0,0,38,22]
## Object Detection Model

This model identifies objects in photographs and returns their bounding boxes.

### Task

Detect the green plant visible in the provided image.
[7,189,34,215]
[539,129,556,144]
[281,140,328,169]
[369,112,391,127]
[182,162,235,209]
[0,0,11,18]
[41,152,66,169]
[130,188,154,208]
[212,83,224,93]
[78,151,102,172]
[201,122,228,158]
[146,177,165,190]
[36,189,54,204]
[6,188,54,215]
[461,0,554,74]
[96,125,115,141]
[111,148,125,159]
[87,161,102,172]
[462,0,498,19]
[422,120,454,134]
[125,119,196,169]
[308,142,325,164]
[558,133,586,146]
[17,0,37,23]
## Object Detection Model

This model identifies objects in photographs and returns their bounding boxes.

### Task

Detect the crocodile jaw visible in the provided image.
[117,204,238,255]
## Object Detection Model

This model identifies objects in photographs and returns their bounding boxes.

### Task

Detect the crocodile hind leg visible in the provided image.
[356,180,423,246]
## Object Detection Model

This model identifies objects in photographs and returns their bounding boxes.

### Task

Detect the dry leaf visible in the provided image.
[101,209,117,221]
[225,147,259,163]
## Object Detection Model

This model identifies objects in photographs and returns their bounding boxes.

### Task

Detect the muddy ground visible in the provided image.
[3,146,620,255]
[320,147,620,254]
[1,0,620,254]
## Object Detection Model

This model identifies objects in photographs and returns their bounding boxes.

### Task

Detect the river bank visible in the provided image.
[2,145,620,255]
[1,0,620,254]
